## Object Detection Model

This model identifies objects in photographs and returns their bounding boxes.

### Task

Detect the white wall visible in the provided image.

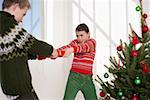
[143,0,150,27]
[29,0,73,100]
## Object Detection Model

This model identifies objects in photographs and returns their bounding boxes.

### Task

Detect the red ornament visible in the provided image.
[142,25,149,33]
[142,66,150,73]
[132,94,138,100]
[117,45,122,51]
[143,13,148,19]
[131,50,138,57]
[132,36,139,45]
[99,91,105,97]
[140,61,150,73]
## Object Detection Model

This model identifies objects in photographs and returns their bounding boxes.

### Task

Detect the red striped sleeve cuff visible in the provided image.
[57,49,65,57]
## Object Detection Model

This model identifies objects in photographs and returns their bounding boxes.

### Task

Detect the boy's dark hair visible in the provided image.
[2,0,31,10]
[75,23,89,33]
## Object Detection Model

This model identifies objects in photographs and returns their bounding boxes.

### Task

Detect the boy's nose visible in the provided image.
[78,36,82,39]
[77,37,81,41]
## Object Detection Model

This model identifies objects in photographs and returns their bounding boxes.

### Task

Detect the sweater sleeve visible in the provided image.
[27,53,37,60]
[57,39,77,57]
[28,38,54,57]
[72,39,96,53]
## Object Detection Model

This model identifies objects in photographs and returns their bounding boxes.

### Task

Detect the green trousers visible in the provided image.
[63,71,98,100]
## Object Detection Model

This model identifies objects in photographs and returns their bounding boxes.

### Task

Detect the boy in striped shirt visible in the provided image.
[52,23,98,100]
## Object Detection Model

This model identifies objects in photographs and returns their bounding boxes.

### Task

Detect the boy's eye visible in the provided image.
[76,35,78,37]
[80,35,83,36]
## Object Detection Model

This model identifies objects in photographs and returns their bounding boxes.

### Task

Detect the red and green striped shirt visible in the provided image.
[57,38,96,75]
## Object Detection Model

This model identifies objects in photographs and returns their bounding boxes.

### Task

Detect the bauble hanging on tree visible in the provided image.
[104,73,109,78]
[117,90,123,97]
[117,45,123,51]
[143,13,148,19]
[99,91,106,97]
[135,5,141,11]
[132,94,138,100]
[132,36,139,45]
[142,25,149,33]
[142,66,150,73]
[140,61,150,73]
[134,77,141,85]
[131,50,138,57]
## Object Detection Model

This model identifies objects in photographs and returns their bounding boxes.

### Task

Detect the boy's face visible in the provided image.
[76,31,90,43]
[14,5,28,22]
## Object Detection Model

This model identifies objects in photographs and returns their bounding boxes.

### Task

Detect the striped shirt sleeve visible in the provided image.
[57,39,77,57]
[72,39,96,53]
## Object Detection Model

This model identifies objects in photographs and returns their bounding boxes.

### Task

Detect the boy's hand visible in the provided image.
[63,47,74,57]
[50,49,58,59]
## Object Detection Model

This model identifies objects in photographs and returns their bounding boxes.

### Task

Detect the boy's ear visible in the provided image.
[12,3,19,11]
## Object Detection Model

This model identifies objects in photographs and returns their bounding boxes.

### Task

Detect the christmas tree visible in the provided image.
[96,0,150,100]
